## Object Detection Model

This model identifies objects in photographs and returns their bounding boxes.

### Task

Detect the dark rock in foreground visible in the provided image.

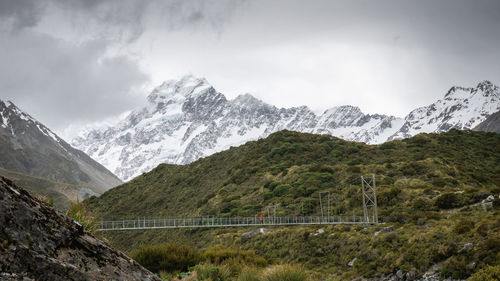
[0,176,160,281]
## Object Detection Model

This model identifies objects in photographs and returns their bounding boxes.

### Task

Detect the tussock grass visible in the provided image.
[263,265,309,281]
[66,199,99,234]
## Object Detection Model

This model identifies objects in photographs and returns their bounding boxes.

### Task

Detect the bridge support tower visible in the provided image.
[361,174,378,224]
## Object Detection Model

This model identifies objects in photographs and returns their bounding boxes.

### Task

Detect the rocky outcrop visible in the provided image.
[0,176,160,281]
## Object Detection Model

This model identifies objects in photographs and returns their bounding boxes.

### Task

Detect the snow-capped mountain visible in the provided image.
[71,75,400,181]
[0,99,122,202]
[389,81,500,140]
[72,76,499,181]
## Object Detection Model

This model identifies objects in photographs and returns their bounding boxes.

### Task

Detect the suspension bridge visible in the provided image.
[98,175,380,231]
[98,215,378,231]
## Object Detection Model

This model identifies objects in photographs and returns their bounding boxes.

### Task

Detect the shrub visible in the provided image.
[431,177,447,187]
[263,191,273,200]
[378,187,402,206]
[476,223,489,237]
[267,181,280,191]
[435,192,462,209]
[469,265,500,281]
[441,256,471,279]
[475,236,500,265]
[131,243,201,273]
[203,246,267,267]
[301,198,317,215]
[264,265,309,281]
[66,199,98,234]
[454,219,475,234]
[412,198,432,211]
[195,264,231,281]
[493,198,500,209]
[273,184,291,197]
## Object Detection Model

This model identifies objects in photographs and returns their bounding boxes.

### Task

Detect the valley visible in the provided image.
[2,2,500,280]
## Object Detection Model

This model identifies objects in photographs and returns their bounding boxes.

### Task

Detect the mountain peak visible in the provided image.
[477,80,493,90]
[322,105,362,116]
[147,75,213,104]
[232,93,265,106]
[476,80,499,96]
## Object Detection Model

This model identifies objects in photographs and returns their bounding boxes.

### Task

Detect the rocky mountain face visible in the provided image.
[72,76,402,181]
[0,100,122,203]
[0,176,160,281]
[72,76,500,181]
[389,80,500,140]
[474,110,500,133]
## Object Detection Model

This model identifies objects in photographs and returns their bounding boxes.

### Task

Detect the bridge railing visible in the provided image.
[99,215,377,231]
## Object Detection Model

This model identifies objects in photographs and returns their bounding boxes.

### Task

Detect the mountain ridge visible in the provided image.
[0,99,122,207]
[72,76,500,181]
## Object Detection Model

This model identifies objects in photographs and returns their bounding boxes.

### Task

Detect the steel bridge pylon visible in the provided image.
[361,174,378,224]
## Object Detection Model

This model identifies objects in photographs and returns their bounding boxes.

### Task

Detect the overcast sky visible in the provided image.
[0,0,499,140]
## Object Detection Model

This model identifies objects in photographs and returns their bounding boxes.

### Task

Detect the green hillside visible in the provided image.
[86,129,500,280]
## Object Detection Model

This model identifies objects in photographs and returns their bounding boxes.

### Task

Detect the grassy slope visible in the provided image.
[86,129,500,279]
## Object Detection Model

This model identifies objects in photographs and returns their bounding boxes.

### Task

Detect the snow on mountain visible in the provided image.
[389,81,500,140]
[0,99,122,199]
[1,100,67,149]
[72,75,400,181]
[72,76,500,181]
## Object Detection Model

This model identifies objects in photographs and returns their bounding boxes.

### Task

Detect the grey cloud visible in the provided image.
[0,32,149,133]
[0,0,245,138]
[0,0,499,137]
[154,0,246,31]
[1,0,245,42]
[0,0,45,29]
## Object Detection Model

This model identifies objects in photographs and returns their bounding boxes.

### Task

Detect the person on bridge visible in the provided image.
[260,215,264,224]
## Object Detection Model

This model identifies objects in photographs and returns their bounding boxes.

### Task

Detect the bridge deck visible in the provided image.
[98,216,376,231]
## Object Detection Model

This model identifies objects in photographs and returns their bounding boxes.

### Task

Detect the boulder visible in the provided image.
[0,177,160,281]
[314,227,326,236]
[241,228,272,242]
[458,242,474,254]
[374,226,395,236]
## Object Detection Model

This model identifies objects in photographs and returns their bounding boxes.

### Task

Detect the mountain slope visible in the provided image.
[73,77,499,181]
[0,176,160,281]
[474,110,500,133]
[86,129,500,219]
[0,167,76,210]
[0,100,122,202]
[86,129,500,280]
